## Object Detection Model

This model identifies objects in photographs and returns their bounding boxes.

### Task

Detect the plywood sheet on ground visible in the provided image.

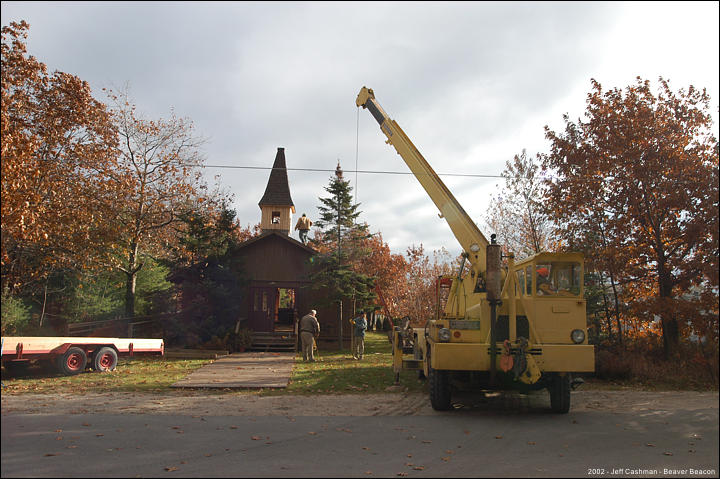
[171,352,295,389]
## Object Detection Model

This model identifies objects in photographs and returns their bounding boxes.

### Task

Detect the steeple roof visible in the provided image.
[258,147,295,207]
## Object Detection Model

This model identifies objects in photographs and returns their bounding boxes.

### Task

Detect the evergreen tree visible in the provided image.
[310,165,376,312]
[166,203,247,347]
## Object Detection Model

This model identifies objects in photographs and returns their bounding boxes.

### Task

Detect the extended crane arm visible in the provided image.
[356,86,489,270]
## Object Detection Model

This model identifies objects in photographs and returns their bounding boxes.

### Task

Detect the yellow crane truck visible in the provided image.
[356,87,594,413]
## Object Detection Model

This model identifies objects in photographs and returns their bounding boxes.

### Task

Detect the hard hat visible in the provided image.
[537,267,549,277]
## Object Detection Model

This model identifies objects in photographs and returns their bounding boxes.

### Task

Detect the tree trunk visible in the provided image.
[338,299,343,351]
[597,223,624,346]
[125,270,136,319]
[658,263,679,358]
[594,269,612,342]
[123,241,141,319]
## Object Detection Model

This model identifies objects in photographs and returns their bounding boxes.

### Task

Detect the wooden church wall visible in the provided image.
[235,234,312,283]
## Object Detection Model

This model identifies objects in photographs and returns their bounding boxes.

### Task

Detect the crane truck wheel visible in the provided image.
[93,347,118,372]
[429,367,452,411]
[57,347,87,376]
[549,373,571,413]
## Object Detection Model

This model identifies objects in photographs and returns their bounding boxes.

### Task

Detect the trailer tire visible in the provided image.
[57,347,87,376]
[549,373,571,414]
[93,347,118,372]
[429,367,452,411]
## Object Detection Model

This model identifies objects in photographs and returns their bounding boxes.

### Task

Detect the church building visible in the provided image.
[233,148,354,349]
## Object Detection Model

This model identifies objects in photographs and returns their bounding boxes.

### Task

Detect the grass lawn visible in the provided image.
[0,357,211,394]
[280,331,426,395]
[0,331,426,396]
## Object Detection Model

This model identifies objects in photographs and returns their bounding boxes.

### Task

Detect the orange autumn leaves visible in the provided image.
[2,21,120,289]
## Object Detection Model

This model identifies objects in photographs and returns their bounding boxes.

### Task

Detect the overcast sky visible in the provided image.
[2,1,719,258]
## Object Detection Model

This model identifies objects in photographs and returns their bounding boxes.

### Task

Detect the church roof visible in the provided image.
[236,230,316,254]
[258,147,295,207]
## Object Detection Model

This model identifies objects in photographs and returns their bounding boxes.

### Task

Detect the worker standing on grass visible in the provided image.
[349,312,368,360]
[299,309,320,362]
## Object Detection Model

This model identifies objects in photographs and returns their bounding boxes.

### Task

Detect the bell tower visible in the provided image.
[259,147,295,235]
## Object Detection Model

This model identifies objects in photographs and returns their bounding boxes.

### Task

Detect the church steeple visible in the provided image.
[259,147,295,235]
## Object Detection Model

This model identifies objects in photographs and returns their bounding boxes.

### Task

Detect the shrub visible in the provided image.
[1,292,33,335]
[594,341,719,390]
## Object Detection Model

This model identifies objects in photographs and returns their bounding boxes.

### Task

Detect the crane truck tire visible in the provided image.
[549,373,571,413]
[56,347,87,376]
[429,367,452,410]
[93,347,118,372]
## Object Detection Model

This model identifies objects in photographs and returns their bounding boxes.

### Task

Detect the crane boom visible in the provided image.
[356,87,489,271]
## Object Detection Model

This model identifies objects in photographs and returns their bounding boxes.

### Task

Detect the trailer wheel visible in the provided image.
[57,347,87,376]
[429,367,452,411]
[93,347,118,372]
[549,373,571,414]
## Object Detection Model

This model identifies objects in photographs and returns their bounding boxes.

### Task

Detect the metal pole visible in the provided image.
[486,234,502,388]
[339,300,343,351]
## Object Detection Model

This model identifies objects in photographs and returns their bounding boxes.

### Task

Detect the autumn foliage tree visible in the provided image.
[394,245,455,326]
[1,21,120,294]
[485,149,556,259]
[107,88,213,318]
[543,77,719,357]
[352,231,408,322]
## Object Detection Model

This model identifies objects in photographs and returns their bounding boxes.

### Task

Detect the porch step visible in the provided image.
[249,332,297,352]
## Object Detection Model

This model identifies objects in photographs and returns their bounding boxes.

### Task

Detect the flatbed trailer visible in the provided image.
[1,336,164,376]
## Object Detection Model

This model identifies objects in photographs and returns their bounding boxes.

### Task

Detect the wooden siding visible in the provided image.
[235,233,310,282]
[260,205,294,234]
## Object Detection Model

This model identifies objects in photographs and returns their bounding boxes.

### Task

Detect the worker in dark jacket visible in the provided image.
[299,310,320,362]
[349,312,368,360]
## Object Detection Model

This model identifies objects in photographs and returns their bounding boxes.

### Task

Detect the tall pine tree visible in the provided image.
[309,163,376,313]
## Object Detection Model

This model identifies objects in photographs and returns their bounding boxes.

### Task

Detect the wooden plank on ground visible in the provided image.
[170,352,295,389]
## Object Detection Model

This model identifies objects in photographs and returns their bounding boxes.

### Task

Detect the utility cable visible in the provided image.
[193,164,504,178]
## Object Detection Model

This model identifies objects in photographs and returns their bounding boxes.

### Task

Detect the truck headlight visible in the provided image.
[438,328,452,342]
[571,329,585,344]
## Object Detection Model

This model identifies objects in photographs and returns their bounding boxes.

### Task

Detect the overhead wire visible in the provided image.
[186,164,504,178]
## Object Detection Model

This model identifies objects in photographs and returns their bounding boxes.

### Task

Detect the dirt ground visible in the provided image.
[2,389,717,416]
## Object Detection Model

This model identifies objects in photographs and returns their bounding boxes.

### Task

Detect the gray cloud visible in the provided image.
[3,1,717,258]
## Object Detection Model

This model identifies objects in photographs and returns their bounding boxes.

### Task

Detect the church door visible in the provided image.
[249,287,276,332]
